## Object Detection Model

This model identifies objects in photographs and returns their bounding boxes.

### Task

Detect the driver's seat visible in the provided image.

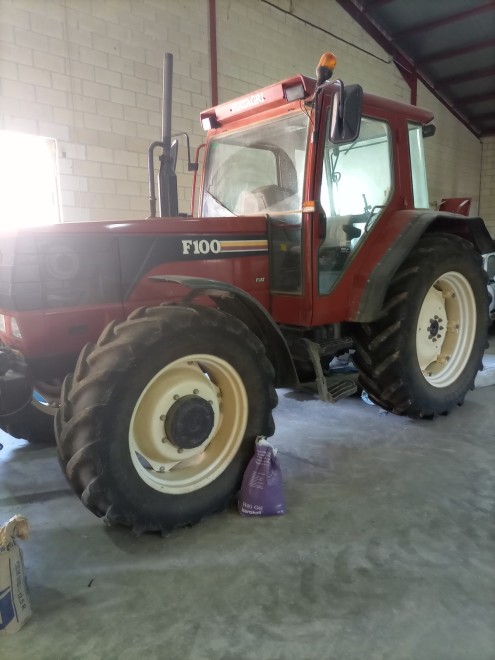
[235,185,293,215]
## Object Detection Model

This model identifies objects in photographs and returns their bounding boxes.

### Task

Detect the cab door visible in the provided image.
[311,93,398,325]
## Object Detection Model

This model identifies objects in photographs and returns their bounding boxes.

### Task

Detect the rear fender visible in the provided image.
[150,275,299,388]
[356,211,493,322]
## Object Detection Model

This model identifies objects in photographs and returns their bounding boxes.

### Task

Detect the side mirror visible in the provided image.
[328,83,363,144]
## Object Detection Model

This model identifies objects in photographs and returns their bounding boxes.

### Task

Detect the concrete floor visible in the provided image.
[1,381,495,659]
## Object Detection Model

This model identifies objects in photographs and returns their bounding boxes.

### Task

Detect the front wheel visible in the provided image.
[56,304,277,535]
[352,234,488,418]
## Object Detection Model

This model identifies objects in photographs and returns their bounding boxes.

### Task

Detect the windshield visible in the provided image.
[201,112,309,217]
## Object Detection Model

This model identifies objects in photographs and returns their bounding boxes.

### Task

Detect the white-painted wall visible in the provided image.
[0,0,492,232]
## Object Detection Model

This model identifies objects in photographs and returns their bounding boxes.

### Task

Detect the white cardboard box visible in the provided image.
[0,516,31,635]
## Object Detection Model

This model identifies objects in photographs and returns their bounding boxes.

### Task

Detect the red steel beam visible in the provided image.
[418,38,495,65]
[366,0,395,8]
[458,90,495,105]
[391,2,495,41]
[437,66,495,86]
[208,0,218,106]
[335,0,483,137]
[470,111,495,121]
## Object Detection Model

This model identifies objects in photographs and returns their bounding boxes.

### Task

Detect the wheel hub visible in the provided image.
[426,316,443,339]
[164,394,215,449]
[129,353,249,494]
[416,272,477,388]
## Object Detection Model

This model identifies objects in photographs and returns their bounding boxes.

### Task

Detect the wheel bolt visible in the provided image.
[160,414,166,421]
[159,466,165,473]
[193,389,199,395]
[177,448,183,454]
[173,394,180,401]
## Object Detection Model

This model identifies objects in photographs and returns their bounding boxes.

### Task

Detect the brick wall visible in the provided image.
[417,83,483,216]
[0,0,490,227]
[481,137,495,235]
[0,0,210,220]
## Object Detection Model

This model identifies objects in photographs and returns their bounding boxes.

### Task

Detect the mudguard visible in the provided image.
[150,275,299,388]
[356,211,493,322]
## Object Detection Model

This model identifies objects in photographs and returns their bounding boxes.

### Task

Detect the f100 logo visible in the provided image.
[182,239,221,255]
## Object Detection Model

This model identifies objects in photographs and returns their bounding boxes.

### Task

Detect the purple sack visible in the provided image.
[238,437,285,516]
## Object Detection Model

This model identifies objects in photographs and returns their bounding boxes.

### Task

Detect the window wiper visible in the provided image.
[205,189,237,216]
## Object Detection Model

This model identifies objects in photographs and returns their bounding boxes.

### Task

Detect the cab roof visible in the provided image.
[200,75,434,129]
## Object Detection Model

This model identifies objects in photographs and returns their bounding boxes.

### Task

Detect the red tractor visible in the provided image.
[0,53,490,534]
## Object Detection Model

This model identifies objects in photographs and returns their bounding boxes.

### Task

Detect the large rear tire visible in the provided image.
[56,304,277,534]
[352,234,488,418]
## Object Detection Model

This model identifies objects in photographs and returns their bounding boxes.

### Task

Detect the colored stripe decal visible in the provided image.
[219,239,268,253]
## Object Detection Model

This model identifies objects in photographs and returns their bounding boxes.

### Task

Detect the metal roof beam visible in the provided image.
[469,111,495,121]
[391,3,495,41]
[459,90,495,105]
[365,0,395,9]
[437,66,495,86]
[418,38,495,65]
[335,0,483,137]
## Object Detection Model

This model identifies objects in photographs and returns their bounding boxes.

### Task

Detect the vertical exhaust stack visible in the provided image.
[148,53,179,218]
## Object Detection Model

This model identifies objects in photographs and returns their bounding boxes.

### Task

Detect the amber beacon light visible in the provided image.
[316,52,337,87]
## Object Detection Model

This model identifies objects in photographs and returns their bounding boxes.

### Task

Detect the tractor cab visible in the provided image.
[198,53,435,326]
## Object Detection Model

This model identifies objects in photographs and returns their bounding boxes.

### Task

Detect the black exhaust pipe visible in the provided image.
[148,53,178,218]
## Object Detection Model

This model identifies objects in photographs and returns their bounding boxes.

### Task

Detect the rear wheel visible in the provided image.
[352,234,488,418]
[56,304,277,534]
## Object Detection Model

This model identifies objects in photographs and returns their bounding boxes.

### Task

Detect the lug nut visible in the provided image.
[193,389,199,395]
[159,466,165,473]
[173,394,180,400]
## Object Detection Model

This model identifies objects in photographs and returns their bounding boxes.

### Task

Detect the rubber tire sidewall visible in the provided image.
[90,325,273,530]
[388,244,487,415]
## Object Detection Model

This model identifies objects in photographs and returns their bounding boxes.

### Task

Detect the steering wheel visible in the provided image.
[364,205,385,232]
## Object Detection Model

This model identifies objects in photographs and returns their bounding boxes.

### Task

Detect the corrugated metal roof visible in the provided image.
[337,0,495,137]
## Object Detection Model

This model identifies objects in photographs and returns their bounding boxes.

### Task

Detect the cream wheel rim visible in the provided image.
[129,354,248,494]
[416,271,477,388]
